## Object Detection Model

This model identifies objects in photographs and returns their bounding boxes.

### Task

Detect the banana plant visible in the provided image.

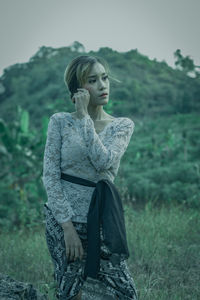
[0,105,48,228]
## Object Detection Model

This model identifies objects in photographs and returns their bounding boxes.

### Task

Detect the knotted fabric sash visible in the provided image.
[60,172,129,280]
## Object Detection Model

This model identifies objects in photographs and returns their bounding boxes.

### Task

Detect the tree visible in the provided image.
[70,41,85,53]
[174,49,200,77]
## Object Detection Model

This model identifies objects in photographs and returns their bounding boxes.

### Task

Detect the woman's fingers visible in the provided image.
[66,243,73,261]
[66,246,70,259]
[69,246,75,261]
[66,244,82,261]
[63,229,84,262]
[80,244,84,260]
[68,246,82,262]
[74,240,84,261]
[73,89,90,103]
[74,245,79,261]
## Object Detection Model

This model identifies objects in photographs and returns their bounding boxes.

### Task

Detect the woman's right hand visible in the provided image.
[61,221,84,262]
[72,88,90,114]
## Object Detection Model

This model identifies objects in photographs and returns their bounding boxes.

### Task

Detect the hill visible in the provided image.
[0,42,199,128]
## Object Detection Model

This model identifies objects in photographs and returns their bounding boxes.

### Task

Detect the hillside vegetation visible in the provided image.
[0,43,200,126]
[0,42,200,229]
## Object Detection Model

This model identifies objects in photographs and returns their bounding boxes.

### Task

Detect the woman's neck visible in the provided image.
[87,105,107,121]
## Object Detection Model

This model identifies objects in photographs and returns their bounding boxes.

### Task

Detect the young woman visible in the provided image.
[42,55,138,300]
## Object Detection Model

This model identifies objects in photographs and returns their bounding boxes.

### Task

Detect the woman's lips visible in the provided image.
[99,93,108,97]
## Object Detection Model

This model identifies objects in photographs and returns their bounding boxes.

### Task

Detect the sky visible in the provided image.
[0,0,200,76]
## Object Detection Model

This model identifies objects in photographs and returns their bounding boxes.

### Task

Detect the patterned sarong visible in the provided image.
[44,205,138,300]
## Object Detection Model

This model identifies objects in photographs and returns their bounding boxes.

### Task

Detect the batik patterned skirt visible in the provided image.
[44,205,138,300]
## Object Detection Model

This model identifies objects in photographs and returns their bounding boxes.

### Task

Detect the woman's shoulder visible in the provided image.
[111,117,135,137]
[49,112,74,127]
[104,114,134,136]
[116,116,135,128]
[50,111,69,121]
[48,112,73,131]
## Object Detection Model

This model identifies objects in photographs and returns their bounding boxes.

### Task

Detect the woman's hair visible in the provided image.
[64,55,120,100]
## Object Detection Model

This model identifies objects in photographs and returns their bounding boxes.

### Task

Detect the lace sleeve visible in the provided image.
[78,114,134,172]
[42,115,74,224]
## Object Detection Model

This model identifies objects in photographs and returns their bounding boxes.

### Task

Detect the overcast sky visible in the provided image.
[0,0,199,76]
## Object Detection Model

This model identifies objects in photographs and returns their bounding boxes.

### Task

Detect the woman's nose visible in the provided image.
[98,79,106,89]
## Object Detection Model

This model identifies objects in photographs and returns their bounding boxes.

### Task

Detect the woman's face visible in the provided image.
[82,62,110,107]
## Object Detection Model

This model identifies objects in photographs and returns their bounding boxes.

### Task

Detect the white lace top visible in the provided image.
[42,112,134,224]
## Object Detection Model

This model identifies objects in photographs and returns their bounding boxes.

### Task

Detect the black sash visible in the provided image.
[60,172,129,280]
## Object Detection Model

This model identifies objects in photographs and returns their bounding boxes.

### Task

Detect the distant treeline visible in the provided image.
[0,42,200,127]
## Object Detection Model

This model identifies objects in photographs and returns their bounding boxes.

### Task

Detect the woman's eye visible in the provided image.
[88,75,109,84]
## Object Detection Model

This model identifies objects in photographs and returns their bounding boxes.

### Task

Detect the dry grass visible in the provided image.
[1,204,199,300]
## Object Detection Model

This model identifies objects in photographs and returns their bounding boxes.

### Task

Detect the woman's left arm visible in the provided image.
[78,114,134,172]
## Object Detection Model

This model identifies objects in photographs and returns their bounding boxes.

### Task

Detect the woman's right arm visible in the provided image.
[42,114,83,261]
[42,115,74,223]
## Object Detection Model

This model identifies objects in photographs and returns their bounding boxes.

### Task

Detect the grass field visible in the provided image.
[1,203,199,300]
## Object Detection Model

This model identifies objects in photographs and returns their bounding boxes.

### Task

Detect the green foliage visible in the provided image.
[0,44,199,229]
[174,49,195,73]
[20,107,29,133]
[174,49,200,78]
[0,45,200,126]
[0,109,200,229]
[0,106,47,229]
[116,113,200,209]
